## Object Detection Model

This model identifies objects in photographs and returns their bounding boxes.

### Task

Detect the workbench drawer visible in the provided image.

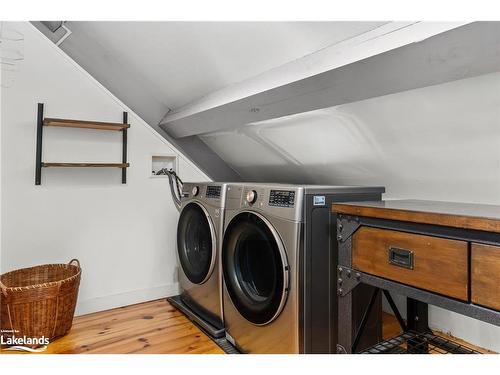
[352,227,468,300]
[472,243,500,311]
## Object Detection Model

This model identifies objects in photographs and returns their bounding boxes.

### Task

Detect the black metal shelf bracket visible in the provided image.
[122,111,128,184]
[34,102,129,185]
[35,103,44,185]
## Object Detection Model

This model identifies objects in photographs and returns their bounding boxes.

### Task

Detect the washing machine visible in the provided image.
[174,182,227,335]
[221,183,385,353]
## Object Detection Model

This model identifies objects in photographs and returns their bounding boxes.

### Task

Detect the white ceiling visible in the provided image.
[200,71,500,199]
[68,21,387,110]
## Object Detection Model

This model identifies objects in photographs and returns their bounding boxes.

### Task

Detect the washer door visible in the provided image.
[177,202,217,284]
[222,211,289,325]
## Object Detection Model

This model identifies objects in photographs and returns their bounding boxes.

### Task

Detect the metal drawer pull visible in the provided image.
[388,247,414,269]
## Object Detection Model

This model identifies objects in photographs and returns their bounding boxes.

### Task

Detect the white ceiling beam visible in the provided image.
[160,21,499,138]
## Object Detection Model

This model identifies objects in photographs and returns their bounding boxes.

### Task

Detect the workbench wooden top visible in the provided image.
[332,199,500,233]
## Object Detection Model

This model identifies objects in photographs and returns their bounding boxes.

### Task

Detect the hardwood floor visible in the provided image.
[382,311,404,339]
[0,298,491,354]
[1,299,224,354]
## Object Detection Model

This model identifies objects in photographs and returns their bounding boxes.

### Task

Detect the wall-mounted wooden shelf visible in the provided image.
[42,162,130,168]
[43,118,130,131]
[35,103,130,185]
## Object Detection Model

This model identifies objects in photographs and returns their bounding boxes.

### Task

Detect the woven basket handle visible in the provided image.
[68,259,81,269]
[0,279,7,298]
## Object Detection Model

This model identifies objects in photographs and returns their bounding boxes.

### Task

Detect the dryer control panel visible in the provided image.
[206,185,222,199]
[269,190,295,208]
[233,185,304,222]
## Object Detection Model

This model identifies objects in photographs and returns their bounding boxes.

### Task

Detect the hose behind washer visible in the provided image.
[156,168,183,211]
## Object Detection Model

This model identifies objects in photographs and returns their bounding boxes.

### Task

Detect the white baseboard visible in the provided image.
[75,283,180,316]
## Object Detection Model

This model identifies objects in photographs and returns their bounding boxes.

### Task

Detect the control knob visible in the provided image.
[192,186,199,196]
[246,190,257,204]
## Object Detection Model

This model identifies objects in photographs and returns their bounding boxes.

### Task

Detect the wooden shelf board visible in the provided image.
[42,162,129,168]
[44,118,130,131]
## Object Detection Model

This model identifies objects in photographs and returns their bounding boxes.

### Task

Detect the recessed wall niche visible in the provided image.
[151,155,177,178]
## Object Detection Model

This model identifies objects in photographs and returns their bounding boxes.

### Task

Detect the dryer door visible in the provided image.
[222,211,289,325]
[177,202,217,284]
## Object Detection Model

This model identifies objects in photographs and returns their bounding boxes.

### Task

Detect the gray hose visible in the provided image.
[156,168,183,211]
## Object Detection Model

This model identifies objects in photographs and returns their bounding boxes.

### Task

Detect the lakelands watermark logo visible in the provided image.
[1,329,49,352]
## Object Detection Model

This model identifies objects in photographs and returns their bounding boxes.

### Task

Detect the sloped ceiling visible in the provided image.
[66,21,388,111]
[200,71,500,203]
[33,21,387,180]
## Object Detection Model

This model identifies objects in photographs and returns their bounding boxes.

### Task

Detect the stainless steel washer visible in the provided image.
[176,182,227,332]
[221,183,385,353]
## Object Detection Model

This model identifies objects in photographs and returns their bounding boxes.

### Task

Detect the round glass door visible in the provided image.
[177,202,216,284]
[222,212,289,325]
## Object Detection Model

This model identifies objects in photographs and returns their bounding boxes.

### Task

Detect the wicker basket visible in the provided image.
[0,259,81,345]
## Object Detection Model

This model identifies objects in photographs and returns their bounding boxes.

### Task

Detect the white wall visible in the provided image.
[201,72,500,351]
[0,36,3,274]
[0,22,209,316]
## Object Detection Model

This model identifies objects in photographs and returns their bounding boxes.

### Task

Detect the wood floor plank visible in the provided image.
[51,317,191,353]
[382,312,403,339]
[85,321,206,354]
[62,308,184,340]
[0,299,223,354]
[44,310,188,353]
[73,301,179,325]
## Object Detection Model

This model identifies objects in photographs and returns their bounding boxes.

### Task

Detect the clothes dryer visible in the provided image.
[222,183,385,353]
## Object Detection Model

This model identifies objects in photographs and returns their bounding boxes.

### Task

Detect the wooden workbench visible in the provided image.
[332,199,500,354]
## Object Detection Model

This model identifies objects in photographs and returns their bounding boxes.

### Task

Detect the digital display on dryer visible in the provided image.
[206,186,222,198]
[269,190,295,207]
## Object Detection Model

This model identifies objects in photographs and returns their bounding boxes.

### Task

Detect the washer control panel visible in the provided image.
[269,190,295,208]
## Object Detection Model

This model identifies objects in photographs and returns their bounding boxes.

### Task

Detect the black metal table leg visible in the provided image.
[337,292,354,353]
[407,298,430,333]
